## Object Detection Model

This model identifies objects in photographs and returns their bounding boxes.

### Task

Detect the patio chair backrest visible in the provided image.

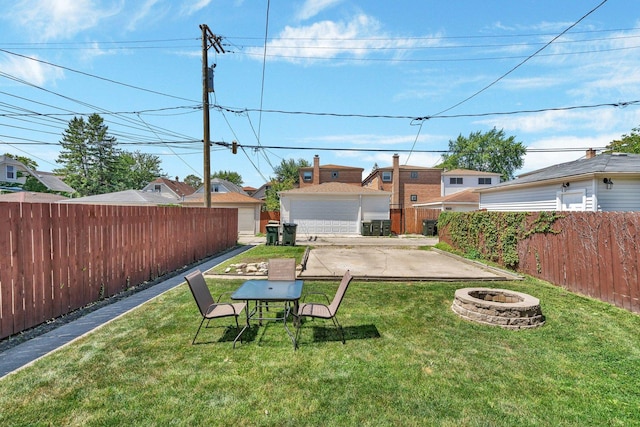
[268,258,296,281]
[328,270,353,315]
[185,270,215,317]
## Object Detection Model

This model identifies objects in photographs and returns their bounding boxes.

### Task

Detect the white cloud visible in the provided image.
[126,0,167,32]
[0,54,64,86]
[181,0,213,16]
[250,13,435,64]
[8,0,121,40]
[296,0,342,21]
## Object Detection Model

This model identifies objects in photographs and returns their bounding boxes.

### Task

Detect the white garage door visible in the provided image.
[238,207,256,234]
[289,199,359,234]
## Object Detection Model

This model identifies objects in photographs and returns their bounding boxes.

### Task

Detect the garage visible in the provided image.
[279,182,391,235]
[237,206,258,235]
[289,199,360,234]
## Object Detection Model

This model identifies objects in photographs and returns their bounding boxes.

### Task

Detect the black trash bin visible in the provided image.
[266,223,279,245]
[371,220,382,236]
[422,219,438,236]
[361,222,372,236]
[281,223,298,246]
[381,220,391,236]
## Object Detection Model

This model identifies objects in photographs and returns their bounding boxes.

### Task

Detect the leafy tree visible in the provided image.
[184,174,203,190]
[116,151,164,190]
[438,128,526,181]
[211,170,243,186]
[606,126,640,153]
[264,179,294,211]
[273,158,311,184]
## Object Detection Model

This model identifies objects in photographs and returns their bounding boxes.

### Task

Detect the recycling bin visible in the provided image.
[371,220,382,236]
[266,224,279,245]
[381,220,391,236]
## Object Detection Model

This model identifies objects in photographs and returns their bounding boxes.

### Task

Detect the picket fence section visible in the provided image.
[0,203,237,340]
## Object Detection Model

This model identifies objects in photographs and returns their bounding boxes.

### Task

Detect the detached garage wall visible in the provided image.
[280,193,390,235]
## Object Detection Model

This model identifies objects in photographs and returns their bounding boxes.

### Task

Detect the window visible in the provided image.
[303,171,312,182]
[449,177,463,185]
[410,194,418,202]
[213,185,220,192]
[154,184,162,192]
[382,171,392,182]
[331,171,339,179]
[410,171,418,179]
[478,177,492,185]
[6,165,15,180]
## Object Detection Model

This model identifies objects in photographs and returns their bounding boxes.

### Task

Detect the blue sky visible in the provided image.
[1,0,639,188]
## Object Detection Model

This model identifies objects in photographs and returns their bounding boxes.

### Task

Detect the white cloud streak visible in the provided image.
[7,0,121,40]
[296,0,342,21]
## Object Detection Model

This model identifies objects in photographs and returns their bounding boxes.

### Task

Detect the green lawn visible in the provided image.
[1,270,639,425]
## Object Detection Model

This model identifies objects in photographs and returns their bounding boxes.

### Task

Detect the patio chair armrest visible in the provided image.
[213,302,244,316]
[301,292,331,305]
[215,291,234,303]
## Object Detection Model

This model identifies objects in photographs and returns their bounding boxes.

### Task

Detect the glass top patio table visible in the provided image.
[231,279,303,301]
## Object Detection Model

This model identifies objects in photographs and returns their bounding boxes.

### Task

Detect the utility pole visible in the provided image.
[200,24,225,207]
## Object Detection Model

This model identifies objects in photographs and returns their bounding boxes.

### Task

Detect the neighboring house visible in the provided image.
[279,182,391,235]
[362,153,442,209]
[413,188,479,212]
[250,181,272,201]
[141,177,196,201]
[0,191,68,203]
[0,155,30,188]
[0,155,75,195]
[243,185,258,196]
[182,178,262,235]
[298,155,364,188]
[477,149,640,212]
[58,189,177,206]
[441,169,501,196]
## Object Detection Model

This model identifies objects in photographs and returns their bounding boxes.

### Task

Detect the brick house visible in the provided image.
[299,155,364,187]
[362,154,442,209]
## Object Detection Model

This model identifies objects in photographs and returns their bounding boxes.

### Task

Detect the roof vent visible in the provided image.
[611,152,628,157]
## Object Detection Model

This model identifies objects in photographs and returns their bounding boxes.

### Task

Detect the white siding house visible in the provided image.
[441,169,501,196]
[478,151,640,212]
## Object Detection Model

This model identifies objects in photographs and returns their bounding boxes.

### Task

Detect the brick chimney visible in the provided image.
[392,153,400,208]
[586,148,596,159]
[313,154,320,185]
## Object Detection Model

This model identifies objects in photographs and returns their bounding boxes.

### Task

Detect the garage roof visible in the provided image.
[280,182,391,195]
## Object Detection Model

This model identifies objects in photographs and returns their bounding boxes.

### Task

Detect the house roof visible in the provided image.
[443,169,501,177]
[182,192,263,205]
[362,164,441,184]
[414,188,479,207]
[0,191,68,203]
[299,164,364,171]
[478,153,640,192]
[58,190,177,205]
[32,171,76,193]
[280,182,391,195]
[149,177,195,197]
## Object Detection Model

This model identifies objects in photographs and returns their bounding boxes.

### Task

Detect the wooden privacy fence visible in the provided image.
[0,203,238,340]
[403,208,441,234]
[440,211,640,314]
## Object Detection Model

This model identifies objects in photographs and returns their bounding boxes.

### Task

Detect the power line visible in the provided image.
[430,0,610,118]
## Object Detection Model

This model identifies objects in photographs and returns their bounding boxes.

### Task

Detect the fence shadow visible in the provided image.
[311,324,381,343]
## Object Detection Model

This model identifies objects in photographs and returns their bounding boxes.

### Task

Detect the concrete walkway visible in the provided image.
[0,246,253,379]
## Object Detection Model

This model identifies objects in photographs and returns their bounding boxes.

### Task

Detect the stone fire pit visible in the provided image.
[451,288,545,329]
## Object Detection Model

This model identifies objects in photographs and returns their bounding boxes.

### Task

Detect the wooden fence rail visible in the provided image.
[439,211,640,314]
[0,203,238,340]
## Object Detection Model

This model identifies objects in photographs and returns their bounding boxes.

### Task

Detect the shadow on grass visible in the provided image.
[310,324,381,343]
[193,324,260,345]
